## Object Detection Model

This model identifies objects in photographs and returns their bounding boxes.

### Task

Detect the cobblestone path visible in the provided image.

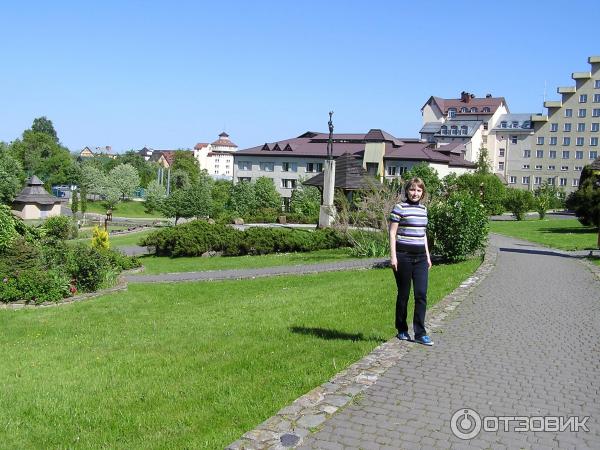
[298,234,600,450]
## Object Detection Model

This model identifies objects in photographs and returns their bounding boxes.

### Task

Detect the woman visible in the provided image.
[388,177,433,346]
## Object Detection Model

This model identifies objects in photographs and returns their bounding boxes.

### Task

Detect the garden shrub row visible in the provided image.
[140,220,349,257]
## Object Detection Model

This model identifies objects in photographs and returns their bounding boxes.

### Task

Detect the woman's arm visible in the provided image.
[425,232,432,269]
[389,221,398,271]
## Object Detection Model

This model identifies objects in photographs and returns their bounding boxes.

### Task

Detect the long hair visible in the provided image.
[403,177,427,203]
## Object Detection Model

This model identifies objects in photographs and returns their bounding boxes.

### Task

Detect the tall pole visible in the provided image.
[319,111,337,228]
[327,111,334,160]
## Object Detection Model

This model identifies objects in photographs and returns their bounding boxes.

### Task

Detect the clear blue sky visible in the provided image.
[1,0,599,153]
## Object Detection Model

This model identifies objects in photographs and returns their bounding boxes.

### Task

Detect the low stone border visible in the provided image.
[227,246,499,450]
[0,276,129,310]
[579,256,600,282]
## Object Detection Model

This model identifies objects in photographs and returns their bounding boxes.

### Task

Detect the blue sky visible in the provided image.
[1,0,599,152]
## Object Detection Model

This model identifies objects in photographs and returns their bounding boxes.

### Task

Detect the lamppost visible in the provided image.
[319,111,336,228]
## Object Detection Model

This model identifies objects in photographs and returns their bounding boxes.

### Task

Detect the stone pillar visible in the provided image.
[318,159,336,228]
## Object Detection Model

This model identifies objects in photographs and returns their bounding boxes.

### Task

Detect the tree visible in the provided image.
[144,180,166,213]
[160,189,190,225]
[566,172,600,228]
[227,181,256,217]
[171,151,200,185]
[503,188,534,221]
[169,168,190,191]
[534,181,561,219]
[31,116,59,143]
[71,189,79,215]
[108,163,140,200]
[475,146,492,175]
[402,163,441,200]
[254,176,281,211]
[456,172,506,215]
[186,176,213,218]
[115,150,156,188]
[290,183,321,217]
[79,164,107,199]
[211,179,232,218]
[0,145,25,204]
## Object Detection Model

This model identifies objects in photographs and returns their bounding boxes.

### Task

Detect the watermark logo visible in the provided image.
[450,408,590,440]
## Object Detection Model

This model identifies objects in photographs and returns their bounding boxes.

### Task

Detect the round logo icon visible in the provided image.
[450,408,482,440]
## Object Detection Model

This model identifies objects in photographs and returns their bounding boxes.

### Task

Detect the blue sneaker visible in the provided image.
[397,331,411,341]
[415,335,434,346]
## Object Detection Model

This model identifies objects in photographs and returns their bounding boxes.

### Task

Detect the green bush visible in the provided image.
[43,215,77,240]
[503,188,534,221]
[0,269,70,304]
[456,173,506,215]
[141,220,349,257]
[0,204,18,251]
[428,193,489,262]
[347,230,388,257]
[66,244,113,292]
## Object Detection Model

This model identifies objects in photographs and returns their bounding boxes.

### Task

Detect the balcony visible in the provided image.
[588,56,600,64]
[572,72,591,80]
[544,101,562,108]
[531,115,548,122]
[557,86,576,94]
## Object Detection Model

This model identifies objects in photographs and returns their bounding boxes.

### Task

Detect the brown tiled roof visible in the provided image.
[194,143,209,150]
[424,95,507,115]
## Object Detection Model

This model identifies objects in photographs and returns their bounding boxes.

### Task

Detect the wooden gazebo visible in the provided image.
[12,176,62,219]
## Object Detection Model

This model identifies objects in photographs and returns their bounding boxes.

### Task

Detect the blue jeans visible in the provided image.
[393,250,429,338]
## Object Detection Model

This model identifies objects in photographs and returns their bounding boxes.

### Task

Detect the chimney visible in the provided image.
[461,91,471,103]
[106,146,112,153]
[486,93,492,98]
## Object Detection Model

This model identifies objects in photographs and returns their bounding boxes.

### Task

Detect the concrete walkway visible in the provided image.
[227,234,599,449]
[293,234,600,450]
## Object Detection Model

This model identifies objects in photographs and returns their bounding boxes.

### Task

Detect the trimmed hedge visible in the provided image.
[140,220,349,257]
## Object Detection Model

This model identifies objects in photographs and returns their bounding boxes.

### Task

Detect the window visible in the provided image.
[259,162,274,172]
[451,126,458,135]
[511,121,518,128]
[576,151,584,159]
[238,161,252,171]
[564,123,572,132]
[399,166,408,175]
[387,166,397,176]
[522,164,530,169]
[282,162,298,172]
[592,123,600,132]
[483,122,488,130]
[499,148,505,157]
[501,121,507,128]
[238,177,251,183]
[440,125,447,135]
[281,179,297,189]
[522,176,530,185]
[565,108,573,117]
[550,137,557,145]
[548,177,555,185]
[576,137,584,146]
[561,165,569,171]
[562,150,570,159]
[593,108,600,117]
[559,178,567,186]
[536,150,544,158]
[549,150,557,159]
[511,135,518,144]
[306,162,323,172]
[577,123,586,132]
[460,107,468,113]
[534,176,542,185]
[535,165,542,170]
[483,107,490,113]
[572,179,579,187]
[579,94,588,103]
[470,107,478,113]
[537,136,544,145]
[548,165,556,170]
[596,80,600,88]
[590,151,598,159]
[591,137,599,146]
[595,94,600,103]
[550,123,558,132]
[461,126,468,135]
[562,137,571,146]
[509,176,517,184]
[498,161,504,170]
[448,108,456,118]
[578,108,587,118]
[523,150,531,158]
[575,166,583,171]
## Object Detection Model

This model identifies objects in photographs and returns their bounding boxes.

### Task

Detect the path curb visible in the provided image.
[227,246,498,450]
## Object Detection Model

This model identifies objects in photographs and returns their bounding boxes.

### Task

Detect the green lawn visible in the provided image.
[0,257,480,449]
[138,248,355,274]
[489,218,598,251]
[84,200,165,219]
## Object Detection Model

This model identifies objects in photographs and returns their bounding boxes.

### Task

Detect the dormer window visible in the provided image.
[440,125,447,135]
[501,121,507,128]
[470,107,477,113]
[482,107,491,113]
[448,108,456,118]
[461,126,468,135]
[512,121,519,128]
[451,126,458,135]
[460,107,468,113]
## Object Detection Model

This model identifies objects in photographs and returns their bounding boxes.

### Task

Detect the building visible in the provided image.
[529,56,600,193]
[233,129,476,209]
[79,146,117,159]
[420,92,509,165]
[194,132,238,179]
[12,176,62,219]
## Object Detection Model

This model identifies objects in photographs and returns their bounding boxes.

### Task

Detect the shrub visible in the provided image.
[0,269,70,304]
[428,193,488,262]
[66,244,112,292]
[43,215,77,240]
[0,204,18,251]
[347,230,388,257]
[92,226,110,250]
[0,237,41,276]
[456,173,506,215]
[566,177,600,227]
[503,188,534,221]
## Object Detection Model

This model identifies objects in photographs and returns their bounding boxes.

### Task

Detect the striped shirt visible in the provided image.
[389,202,428,253]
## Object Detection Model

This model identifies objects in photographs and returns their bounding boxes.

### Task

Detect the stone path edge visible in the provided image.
[226,245,499,450]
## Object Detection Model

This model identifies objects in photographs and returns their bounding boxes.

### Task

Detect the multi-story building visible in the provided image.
[420,92,509,166]
[193,132,238,179]
[529,56,600,193]
[234,129,476,210]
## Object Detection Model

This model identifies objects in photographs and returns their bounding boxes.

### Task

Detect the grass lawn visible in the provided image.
[85,200,165,219]
[138,248,355,274]
[489,218,598,251]
[0,257,480,449]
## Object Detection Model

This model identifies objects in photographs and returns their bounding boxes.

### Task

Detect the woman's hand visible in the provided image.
[390,256,398,272]
[427,257,432,269]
